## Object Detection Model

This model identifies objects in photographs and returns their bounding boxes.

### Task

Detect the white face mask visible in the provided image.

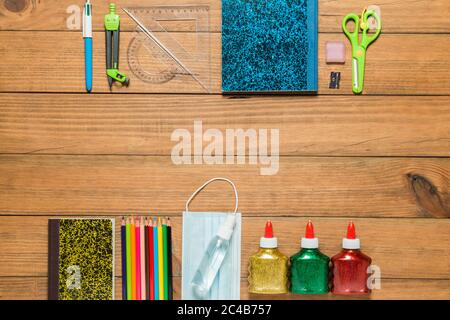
[182,178,241,300]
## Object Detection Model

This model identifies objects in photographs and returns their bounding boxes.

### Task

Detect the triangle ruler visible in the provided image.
[124,6,212,93]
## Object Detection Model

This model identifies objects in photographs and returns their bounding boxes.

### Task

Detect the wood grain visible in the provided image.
[0,155,448,217]
[1,277,450,300]
[0,31,221,93]
[1,216,449,280]
[0,0,449,33]
[0,0,449,302]
[318,34,450,95]
[1,32,450,94]
[1,94,449,157]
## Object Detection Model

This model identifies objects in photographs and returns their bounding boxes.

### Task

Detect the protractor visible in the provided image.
[127,31,178,84]
[125,5,211,86]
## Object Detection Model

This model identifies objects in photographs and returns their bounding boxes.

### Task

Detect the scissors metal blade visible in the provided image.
[352,58,359,91]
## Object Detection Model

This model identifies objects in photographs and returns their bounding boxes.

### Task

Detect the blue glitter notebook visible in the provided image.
[222,0,318,93]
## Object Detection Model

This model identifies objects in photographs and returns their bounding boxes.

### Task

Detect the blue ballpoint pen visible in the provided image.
[83,0,93,92]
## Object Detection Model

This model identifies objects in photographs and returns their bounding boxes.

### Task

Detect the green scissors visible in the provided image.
[342,9,381,94]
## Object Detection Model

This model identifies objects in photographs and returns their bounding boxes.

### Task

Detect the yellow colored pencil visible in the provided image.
[158,218,164,300]
[130,217,136,300]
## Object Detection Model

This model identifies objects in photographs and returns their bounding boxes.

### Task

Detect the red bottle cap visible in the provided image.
[264,220,274,238]
[260,220,277,248]
[301,220,319,248]
[343,221,360,249]
[305,220,315,238]
[347,221,356,239]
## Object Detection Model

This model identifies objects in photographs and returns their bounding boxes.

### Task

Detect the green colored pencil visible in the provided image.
[125,217,132,300]
[162,219,169,300]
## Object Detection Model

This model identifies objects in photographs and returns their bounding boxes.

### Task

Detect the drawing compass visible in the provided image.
[105,3,130,89]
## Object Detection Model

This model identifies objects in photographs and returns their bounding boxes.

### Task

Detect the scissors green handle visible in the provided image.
[342,10,381,94]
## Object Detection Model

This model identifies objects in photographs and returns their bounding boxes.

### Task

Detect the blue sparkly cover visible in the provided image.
[222,0,318,93]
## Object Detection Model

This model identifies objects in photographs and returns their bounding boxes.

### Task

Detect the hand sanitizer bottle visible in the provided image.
[191,215,236,299]
[290,220,330,294]
[248,221,289,294]
[331,221,372,295]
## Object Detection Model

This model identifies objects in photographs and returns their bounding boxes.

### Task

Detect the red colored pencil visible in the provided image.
[135,218,141,300]
[149,218,155,300]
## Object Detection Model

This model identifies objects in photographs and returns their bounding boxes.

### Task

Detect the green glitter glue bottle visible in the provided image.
[290,220,330,294]
[248,221,289,294]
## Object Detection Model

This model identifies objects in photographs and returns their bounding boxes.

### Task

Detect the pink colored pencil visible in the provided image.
[140,217,146,299]
[149,218,155,300]
[135,218,141,300]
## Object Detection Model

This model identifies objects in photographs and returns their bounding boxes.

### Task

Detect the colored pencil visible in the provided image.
[162,218,169,300]
[149,218,155,300]
[135,218,141,300]
[121,217,127,300]
[158,218,164,299]
[140,217,146,299]
[153,218,159,300]
[126,218,132,300]
[167,218,173,300]
[130,217,136,300]
[144,218,150,300]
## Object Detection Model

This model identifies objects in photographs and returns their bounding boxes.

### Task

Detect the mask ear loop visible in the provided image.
[185,177,239,214]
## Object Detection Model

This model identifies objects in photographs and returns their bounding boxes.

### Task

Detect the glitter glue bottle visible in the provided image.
[331,221,372,295]
[290,221,329,294]
[248,221,289,294]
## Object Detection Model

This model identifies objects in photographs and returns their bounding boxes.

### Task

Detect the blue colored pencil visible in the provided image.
[153,218,159,300]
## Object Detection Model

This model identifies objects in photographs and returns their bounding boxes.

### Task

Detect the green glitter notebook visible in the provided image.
[48,218,115,300]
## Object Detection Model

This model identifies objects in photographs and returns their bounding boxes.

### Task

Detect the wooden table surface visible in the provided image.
[0,0,449,300]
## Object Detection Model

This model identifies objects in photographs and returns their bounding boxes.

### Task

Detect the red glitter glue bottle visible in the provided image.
[331,221,372,295]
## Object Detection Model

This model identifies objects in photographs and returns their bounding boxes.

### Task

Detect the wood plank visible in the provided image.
[1,216,449,279]
[0,0,449,33]
[1,155,449,218]
[0,0,221,32]
[243,279,450,300]
[318,0,450,34]
[319,34,450,95]
[0,156,449,217]
[1,94,450,157]
[0,31,221,93]
[0,277,47,300]
[1,277,450,300]
[1,32,450,94]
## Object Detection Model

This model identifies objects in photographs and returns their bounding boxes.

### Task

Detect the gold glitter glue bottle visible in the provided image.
[248,221,289,294]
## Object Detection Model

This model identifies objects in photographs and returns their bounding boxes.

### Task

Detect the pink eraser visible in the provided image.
[326,41,346,64]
